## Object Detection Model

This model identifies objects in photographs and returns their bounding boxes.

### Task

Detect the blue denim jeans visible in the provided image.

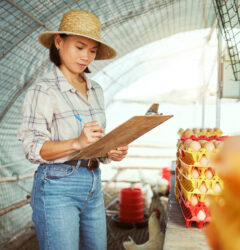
[30,161,106,250]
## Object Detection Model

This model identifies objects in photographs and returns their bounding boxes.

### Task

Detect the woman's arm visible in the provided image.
[40,121,104,161]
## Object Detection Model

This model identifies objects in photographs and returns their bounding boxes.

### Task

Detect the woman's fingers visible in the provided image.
[108,146,129,161]
[109,149,128,156]
[85,125,104,133]
[116,145,128,151]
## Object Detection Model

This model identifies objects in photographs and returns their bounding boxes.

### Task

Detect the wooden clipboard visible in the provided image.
[71,114,173,160]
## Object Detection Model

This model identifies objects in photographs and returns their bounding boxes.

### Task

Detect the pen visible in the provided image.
[75,115,83,122]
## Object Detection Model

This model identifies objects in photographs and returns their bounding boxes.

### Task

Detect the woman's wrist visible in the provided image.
[72,138,82,151]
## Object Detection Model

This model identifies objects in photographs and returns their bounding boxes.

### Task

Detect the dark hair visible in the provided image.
[49,34,91,73]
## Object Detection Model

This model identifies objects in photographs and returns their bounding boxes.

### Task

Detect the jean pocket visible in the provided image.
[44,164,75,180]
[30,170,37,208]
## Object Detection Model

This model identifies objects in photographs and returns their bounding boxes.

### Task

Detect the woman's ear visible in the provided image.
[54,34,62,50]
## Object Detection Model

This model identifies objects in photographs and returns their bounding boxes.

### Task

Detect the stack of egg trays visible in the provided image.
[175,159,223,228]
[177,160,223,201]
[175,165,211,228]
[176,180,211,228]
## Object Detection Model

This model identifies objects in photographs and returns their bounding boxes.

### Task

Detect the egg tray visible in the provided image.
[180,134,226,142]
[178,158,222,183]
[179,146,219,163]
[178,187,211,228]
[176,173,222,203]
[177,168,224,198]
[178,185,210,214]
[178,185,211,221]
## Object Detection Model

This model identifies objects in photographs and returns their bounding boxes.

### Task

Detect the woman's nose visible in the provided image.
[80,49,89,61]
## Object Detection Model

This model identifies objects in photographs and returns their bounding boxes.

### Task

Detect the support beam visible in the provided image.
[0,198,30,216]
[0,59,50,122]
[216,27,223,128]
[6,0,52,30]
[1,0,79,59]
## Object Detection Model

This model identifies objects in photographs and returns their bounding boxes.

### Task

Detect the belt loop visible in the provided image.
[76,160,81,169]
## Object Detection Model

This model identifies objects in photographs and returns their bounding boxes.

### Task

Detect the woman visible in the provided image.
[18,10,128,250]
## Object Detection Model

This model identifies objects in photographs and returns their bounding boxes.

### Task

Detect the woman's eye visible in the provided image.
[77,47,83,50]
[91,50,97,54]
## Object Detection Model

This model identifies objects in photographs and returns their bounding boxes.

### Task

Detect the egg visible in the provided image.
[191,195,198,206]
[200,156,209,166]
[199,140,207,146]
[193,128,200,136]
[192,168,199,179]
[184,139,193,149]
[199,183,207,193]
[183,129,193,138]
[214,127,222,133]
[213,183,222,193]
[205,169,213,179]
[189,141,201,152]
[205,197,210,207]
[197,210,206,221]
[207,128,214,133]
[200,128,207,134]
[203,141,215,152]
[178,128,184,135]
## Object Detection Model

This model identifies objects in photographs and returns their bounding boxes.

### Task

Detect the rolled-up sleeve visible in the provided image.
[18,84,53,164]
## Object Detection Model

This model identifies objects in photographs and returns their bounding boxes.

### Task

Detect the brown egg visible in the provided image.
[199,140,207,146]
[213,183,222,193]
[214,127,222,133]
[178,128,184,135]
[191,195,198,206]
[200,128,207,134]
[193,128,200,135]
[200,156,209,166]
[207,128,214,133]
[205,169,213,179]
[189,141,201,152]
[192,168,199,179]
[184,139,193,149]
[197,210,206,221]
[183,129,193,138]
[205,197,210,207]
[199,183,207,193]
[203,141,215,152]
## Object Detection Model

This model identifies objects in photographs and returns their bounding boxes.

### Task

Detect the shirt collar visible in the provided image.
[54,65,93,92]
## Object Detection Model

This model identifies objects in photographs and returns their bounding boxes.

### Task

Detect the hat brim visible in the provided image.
[38,31,117,60]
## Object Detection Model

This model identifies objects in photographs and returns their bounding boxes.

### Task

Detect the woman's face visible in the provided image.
[55,34,99,74]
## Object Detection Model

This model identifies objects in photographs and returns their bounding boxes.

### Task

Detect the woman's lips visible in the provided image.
[77,63,87,69]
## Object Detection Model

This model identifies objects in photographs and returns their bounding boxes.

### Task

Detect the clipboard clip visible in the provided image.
[145,103,162,116]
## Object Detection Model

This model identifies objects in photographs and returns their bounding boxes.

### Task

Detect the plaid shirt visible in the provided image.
[18,65,110,164]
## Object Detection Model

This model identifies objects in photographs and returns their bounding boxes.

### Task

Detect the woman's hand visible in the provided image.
[76,121,104,149]
[107,145,128,161]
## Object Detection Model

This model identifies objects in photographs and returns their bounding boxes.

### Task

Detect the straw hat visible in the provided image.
[38,10,116,60]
